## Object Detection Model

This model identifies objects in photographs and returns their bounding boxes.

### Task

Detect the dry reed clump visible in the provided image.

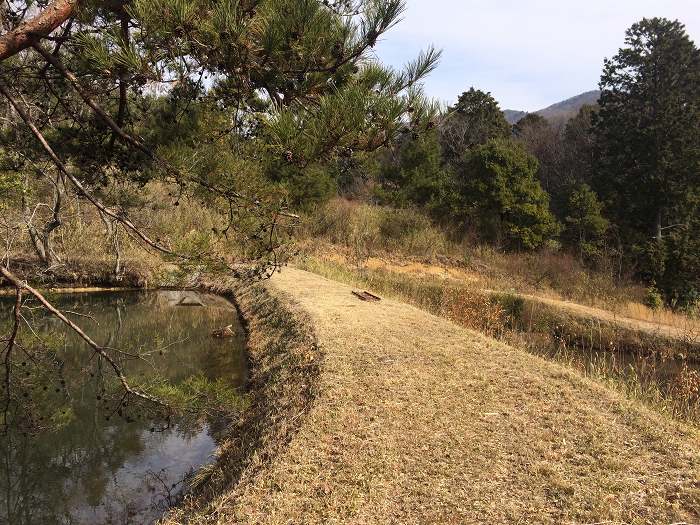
[441,287,508,338]
[302,198,455,265]
[670,365,700,412]
[468,245,642,309]
[619,300,700,332]
[163,276,321,524]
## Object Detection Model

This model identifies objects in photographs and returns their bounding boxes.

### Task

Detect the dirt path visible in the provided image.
[364,255,699,342]
[221,268,700,524]
[498,290,700,342]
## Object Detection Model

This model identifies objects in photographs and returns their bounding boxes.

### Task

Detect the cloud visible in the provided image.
[376,0,700,111]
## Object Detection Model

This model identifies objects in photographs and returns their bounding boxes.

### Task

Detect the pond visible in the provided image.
[0,290,247,525]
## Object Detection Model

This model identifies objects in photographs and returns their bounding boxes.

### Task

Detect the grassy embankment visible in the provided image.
[163,275,321,522]
[296,198,700,424]
[173,267,700,524]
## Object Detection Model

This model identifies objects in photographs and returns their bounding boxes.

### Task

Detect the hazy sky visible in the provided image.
[375,1,700,111]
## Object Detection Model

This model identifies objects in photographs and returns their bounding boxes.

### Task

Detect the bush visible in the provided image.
[495,293,526,329]
[375,130,450,211]
[0,171,22,208]
[378,209,432,241]
[267,163,336,212]
[286,164,337,211]
[644,285,664,311]
[306,199,452,261]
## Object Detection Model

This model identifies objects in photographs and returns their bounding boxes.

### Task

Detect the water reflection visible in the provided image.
[0,290,246,525]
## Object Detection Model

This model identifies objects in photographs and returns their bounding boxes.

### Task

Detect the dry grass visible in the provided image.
[618,301,700,332]
[298,256,700,423]
[2,181,256,284]
[174,267,700,524]
[299,198,698,325]
[300,198,456,266]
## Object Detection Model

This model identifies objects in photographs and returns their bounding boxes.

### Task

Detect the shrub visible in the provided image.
[378,208,432,240]
[284,164,337,212]
[644,285,664,311]
[0,170,22,209]
[495,293,526,329]
[307,199,452,261]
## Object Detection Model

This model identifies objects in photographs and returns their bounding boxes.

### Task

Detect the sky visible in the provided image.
[374,0,700,112]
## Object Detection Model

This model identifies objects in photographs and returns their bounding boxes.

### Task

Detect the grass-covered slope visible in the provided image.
[184,268,699,524]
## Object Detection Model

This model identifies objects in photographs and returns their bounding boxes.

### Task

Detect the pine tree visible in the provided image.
[563,184,609,262]
[439,88,511,160]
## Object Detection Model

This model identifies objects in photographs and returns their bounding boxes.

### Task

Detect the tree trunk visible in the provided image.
[22,174,63,269]
[99,210,122,279]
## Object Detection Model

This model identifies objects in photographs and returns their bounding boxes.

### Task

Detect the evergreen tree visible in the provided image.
[439,88,511,160]
[594,17,700,304]
[456,139,560,250]
[375,130,450,211]
[563,184,609,262]
[513,113,548,137]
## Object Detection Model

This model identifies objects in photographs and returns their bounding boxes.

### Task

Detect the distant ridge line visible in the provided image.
[504,90,600,124]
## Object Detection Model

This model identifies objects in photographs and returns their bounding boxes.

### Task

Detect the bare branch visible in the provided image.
[0,77,183,259]
[0,265,163,406]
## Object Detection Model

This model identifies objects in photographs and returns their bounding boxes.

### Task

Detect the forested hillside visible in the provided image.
[504,90,601,124]
[367,18,700,312]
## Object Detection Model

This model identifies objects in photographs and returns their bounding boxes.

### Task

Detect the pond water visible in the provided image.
[0,290,247,525]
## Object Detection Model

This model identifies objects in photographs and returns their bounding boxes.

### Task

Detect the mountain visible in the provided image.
[504,90,601,124]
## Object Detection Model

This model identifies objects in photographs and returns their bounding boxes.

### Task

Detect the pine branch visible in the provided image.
[0,0,78,62]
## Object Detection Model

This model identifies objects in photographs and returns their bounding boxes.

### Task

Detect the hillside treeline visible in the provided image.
[334,18,699,311]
